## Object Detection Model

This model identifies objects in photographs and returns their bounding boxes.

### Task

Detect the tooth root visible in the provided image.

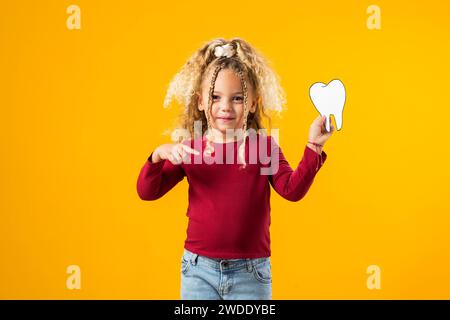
[325,115,331,132]
[334,111,343,130]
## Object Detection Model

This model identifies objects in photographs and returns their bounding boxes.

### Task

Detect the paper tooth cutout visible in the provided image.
[309,79,346,132]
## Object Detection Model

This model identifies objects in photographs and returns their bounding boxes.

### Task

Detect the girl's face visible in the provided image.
[198,68,257,139]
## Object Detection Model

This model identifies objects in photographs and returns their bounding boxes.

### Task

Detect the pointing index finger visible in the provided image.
[181,144,200,155]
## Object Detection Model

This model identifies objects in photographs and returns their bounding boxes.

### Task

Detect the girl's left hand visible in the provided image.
[308,114,335,147]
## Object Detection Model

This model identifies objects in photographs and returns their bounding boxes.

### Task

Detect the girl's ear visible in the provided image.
[196,92,204,111]
[249,96,259,113]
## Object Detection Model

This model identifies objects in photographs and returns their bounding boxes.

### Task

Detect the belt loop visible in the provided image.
[191,253,198,265]
[246,258,252,272]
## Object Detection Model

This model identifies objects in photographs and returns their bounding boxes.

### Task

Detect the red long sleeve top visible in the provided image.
[136,132,327,259]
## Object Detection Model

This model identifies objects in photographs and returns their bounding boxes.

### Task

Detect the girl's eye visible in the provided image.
[211,95,243,102]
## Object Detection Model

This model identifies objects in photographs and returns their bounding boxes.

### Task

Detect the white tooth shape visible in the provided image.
[309,79,346,132]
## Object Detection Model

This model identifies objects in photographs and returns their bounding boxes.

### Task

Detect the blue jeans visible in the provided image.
[180,248,272,300]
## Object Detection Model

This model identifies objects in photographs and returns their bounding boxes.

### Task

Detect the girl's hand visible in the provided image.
[307,115,335,153]
[152,143,200,165]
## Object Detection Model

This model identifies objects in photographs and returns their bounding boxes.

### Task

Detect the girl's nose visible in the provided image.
[220,101,233,111]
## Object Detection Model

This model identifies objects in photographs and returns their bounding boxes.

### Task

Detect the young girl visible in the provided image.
[137,38,334,300]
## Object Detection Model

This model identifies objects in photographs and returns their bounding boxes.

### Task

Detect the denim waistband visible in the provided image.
[183,248,270,271]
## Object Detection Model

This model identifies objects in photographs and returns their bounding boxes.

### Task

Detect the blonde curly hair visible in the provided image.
[162,37,287,168]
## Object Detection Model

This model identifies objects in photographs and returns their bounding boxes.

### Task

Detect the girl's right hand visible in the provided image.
[152,143,200,165]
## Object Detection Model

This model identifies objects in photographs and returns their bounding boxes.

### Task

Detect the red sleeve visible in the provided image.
[268,137,327,202]
[136,151,186,200]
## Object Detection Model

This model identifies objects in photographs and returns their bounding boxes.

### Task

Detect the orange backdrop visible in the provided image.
[1,0,449,299]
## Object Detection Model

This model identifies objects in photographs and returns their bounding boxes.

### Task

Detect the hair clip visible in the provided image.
[214,44,235,58]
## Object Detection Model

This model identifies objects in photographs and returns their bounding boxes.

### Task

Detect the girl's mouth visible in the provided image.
[216,117,235,123]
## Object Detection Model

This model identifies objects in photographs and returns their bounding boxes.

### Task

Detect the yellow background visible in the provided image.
[1,0,449,299]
